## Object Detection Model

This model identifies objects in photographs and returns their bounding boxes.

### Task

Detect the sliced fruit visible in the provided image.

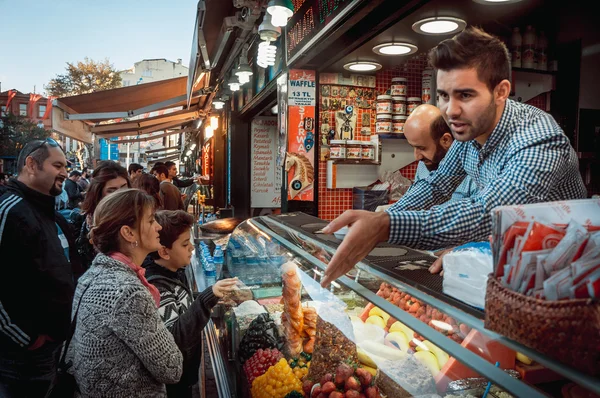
[365,315,386,329]
[384,331,410,352]
[350,315,363,323]
[389,321,414,338]
[360,365,377,377]
[414,350,441,377]
[416,340,450,368]
[357,347,386,368]
[361,341,407,361]
[516,352,533,365]
[369,307,391,324]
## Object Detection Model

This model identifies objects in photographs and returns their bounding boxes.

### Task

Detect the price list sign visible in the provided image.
[251,117,281,208]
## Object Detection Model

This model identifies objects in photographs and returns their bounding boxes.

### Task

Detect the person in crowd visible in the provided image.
[165,161,194,189]
[133,172,163,209]
[0,173,6,186]
[0,138,80,397]
[66,189,182,396]
[77,161,130,270]
[406,104,478,201]
[128,162,144,181]
[144,210,238,398]
[153,164,184,211]
[64,170,84,209]
[77,167,90,191]
[320,27,587,286]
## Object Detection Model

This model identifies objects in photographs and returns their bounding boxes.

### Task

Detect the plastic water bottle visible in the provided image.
[205,256,216,278]
[213,246,224,279]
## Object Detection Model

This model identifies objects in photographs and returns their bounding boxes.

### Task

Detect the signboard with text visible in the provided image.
[287,70,316,202]
[251,117,281,208]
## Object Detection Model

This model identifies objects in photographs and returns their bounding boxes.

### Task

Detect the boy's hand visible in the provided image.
[212,278,239,298]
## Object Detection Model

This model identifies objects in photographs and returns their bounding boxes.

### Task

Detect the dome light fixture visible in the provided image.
[412,17,467,36]
[228,74,240,92]
[343,61,382,72]
[266,0,294,27]
[235,44,253,84]
[213,98,225,109]
[373,42,418,56]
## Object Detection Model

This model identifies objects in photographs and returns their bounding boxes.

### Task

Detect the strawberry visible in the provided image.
[322,381,336,394]
[345,376,361,391]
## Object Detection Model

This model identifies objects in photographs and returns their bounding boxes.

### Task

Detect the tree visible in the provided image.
[45,57,122,97]
[0,113,50,157]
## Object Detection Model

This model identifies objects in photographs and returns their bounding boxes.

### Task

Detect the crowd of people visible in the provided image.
[0,143,235,398]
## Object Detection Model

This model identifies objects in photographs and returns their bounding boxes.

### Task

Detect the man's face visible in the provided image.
[31,146,68,196]
[163,230,194,269]
[436,68,498,142]
[131,169,143,180]
[168,165,177,179]
[404,122,448,172]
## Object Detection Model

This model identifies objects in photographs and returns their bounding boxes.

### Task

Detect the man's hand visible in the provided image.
[429,248,454,275]
[321,210,390,287]
[181,193,187,201]
[212,278,239,298]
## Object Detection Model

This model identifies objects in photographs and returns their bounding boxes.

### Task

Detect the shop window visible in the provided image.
[19,103,27,116]
[142,69,152,77]
[38,105,46,118]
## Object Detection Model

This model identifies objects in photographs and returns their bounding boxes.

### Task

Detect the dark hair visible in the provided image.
[90,189,156,255]
[154,162,165,167]
[430,115,451,141]
[152,164,169,178]
[150,210,194,260]
[164,161,176,169]
[429,26,510,91]
[69,170,82,177]
[133,173,162,209]
[80,160,130,216]
[128,163,143,175]
[17,140,51,174]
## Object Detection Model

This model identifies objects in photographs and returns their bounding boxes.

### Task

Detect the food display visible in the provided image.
[239,313,284,363]
[244,348,285,385]
[282,262,305,358]
[250,358,304,398]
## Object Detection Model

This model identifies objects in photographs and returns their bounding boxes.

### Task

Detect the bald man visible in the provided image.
[404,104,478,202]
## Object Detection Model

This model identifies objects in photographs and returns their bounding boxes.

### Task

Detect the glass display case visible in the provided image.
[195,212,600,398]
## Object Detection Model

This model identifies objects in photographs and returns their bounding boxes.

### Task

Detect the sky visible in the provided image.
[0,0,198,95]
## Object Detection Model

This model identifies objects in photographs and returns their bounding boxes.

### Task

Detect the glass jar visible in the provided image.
[376,114,392,134]
[346,140,362,160]
[361,142,375,160]
[376,95,393,114]
[407,97,422,115]
[329,140,346,159]
[390,77,407,96]
[393,115,407,134]
[392,96,406,115]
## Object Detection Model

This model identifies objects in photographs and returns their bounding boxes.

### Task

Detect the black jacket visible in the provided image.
[0,179,79,351]
[143,258,218,395]
[64,178,83,209]
[172,176,195,189]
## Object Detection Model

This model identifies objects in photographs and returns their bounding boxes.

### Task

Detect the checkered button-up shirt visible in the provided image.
[414,160,478,202]
[386,99,587,250]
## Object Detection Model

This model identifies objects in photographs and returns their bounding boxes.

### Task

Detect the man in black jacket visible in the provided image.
[64,170,84,209]
[0,139,80,397]
[165,161,196,189]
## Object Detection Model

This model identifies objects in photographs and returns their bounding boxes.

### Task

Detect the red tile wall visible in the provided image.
[317,54,550,221]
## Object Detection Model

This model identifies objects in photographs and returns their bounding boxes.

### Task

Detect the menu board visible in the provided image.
[251,117,281,208]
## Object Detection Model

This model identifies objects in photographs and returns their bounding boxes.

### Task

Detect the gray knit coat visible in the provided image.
[66,253,183,397]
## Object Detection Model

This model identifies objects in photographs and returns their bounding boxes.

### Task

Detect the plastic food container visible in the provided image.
[392,96,406,115]
[376,95,393,114]
[407,97,422,115]
[393,115,407,134]
[390,77,407,96]
[376,114,392,134]
[346,140,362,159]
[329,140,346,159]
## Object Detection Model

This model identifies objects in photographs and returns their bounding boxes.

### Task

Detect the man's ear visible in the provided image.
[440,132,453,151]
[495,79,511,104]
[158,246,170,260]
[24,156,38,175]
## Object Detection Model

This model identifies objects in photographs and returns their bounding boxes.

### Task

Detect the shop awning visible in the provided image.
[52,75,209,143]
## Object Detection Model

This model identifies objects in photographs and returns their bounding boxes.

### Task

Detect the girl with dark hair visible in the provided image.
[76,160,130,270]
[66,189,182,396]
[133,172,163,209]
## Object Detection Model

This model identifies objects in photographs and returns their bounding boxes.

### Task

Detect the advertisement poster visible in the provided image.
[251,117,281,208]
[287,70,316,201]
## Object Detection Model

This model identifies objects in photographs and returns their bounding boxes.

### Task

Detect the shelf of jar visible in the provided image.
[330,159,381,165]
[375,133,406,139]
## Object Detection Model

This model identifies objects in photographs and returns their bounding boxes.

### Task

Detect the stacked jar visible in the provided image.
[407,97,422,115]
[329,140,346,160]
[361,141,375,161]
[422,68,434,104]
[376,95,393,134]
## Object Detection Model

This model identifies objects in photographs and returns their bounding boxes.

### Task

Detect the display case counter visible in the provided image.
[192,212,600,398]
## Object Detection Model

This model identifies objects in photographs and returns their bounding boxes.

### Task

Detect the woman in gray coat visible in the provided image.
[66,189,183,397]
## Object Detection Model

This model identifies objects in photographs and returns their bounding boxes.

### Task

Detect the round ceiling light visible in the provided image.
[343,61,382,72]
[412,17,467,36]
[373,42,418,56]
[472,0,522,3]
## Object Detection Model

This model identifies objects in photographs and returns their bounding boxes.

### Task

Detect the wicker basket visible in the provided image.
[484,276,600,376]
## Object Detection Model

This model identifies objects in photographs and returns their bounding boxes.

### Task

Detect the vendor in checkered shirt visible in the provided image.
[320,27,587,287]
